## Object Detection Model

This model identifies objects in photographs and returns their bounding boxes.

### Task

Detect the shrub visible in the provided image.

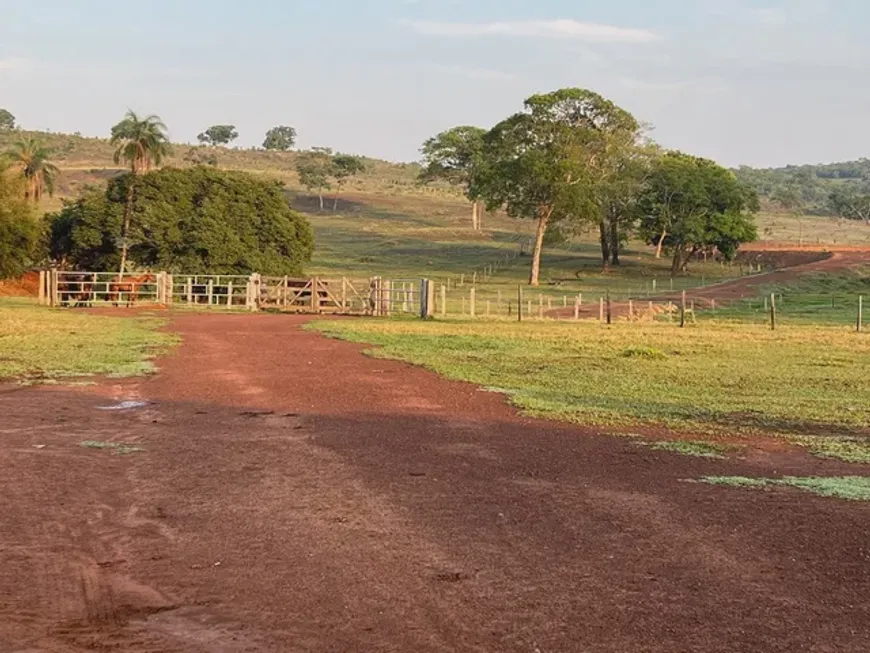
[47,166,314,275]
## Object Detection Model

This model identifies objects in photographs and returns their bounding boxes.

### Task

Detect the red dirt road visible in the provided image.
[2,314,870,652]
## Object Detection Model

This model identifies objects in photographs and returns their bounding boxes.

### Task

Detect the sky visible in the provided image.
[1,0,868,168]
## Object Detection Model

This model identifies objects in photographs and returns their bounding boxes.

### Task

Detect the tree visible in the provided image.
[0,165,41,278]
[828,186,870,225]
[263,126,297,151]
[110,110,171,277]
[420,126,487,230]
[47,167,314,275]
[3,137,60,203]
[331,154,365,210]
[197,125,238,147]
[296,147,333,211]
[0,109,15,132]
[475,88,637,286]
[638,152,758,275]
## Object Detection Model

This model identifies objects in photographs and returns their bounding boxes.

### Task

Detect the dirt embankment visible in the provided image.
[0,270,40,297]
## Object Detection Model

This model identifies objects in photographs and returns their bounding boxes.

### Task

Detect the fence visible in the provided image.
[40,271,426,317]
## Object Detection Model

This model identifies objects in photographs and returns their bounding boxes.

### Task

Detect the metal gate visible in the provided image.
[257,276,376,314]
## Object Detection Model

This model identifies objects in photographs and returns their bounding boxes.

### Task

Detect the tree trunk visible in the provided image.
[333,192,339,212]
[318,191,324,211]
[529,207,552,287]
[671,247,685,276]
[610,215,620,266]
[476,201,482,231]
[655,226,667,259]
[599,219,611,266]
[118,178,136,279]
[471,201,480,230]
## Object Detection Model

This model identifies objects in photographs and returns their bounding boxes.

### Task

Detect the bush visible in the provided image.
[47,166,315,275]
[0,170,41,279]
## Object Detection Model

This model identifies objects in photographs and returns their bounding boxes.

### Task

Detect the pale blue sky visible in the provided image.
[1,0,868,167]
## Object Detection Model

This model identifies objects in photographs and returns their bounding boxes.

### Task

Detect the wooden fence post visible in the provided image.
[441,284,447,318]
[599,297,604,322]
[207,280,214,307]
[770,293,777,331]
[680,291,686,328]
[38,271,46,305]
[574,297,580,320]
[859,296,864,333]
[517,285,523,323]
[606,291,612,325]
[51,269,59,307]
[469,287,476,317]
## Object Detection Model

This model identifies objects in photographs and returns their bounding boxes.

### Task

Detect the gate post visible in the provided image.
[38,271,46,305]
[165,273,173,306]
[381,280,392,316]
[310,277,319,313]
[50,269,59,307]
[420,279,435,319]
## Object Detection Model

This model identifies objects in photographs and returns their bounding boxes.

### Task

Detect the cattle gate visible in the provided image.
[40,271,431,317]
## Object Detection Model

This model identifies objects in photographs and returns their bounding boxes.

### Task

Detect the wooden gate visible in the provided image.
[257,276,376,314]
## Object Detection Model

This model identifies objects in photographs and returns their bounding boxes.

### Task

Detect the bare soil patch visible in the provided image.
[2,313,869,652]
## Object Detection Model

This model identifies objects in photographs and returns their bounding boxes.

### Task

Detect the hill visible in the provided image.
[0,129,446,212]
[734,159,870,215]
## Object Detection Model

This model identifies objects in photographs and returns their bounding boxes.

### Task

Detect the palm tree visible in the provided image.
[4,137,60,203]
[109,111,170,276]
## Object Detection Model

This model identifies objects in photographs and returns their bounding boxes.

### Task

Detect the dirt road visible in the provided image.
[2,314,869,652]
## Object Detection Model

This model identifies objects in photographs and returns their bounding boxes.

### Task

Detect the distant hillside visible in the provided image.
[734,159,870,216]
[0,129,454,209]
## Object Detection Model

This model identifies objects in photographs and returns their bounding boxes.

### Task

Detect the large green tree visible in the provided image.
[420,126,487,230]
[0,166,41,278]
[3,137,59,203]
[0,109,15,132]
[331,154,365,210]
[198,124,238,147]
[476,88,637,286]
[47,167,314,275]
[295,147,333,211]
[828,186,870,225]
[263,126,297,151]
[110,111,171,276]
[638,152,758,275]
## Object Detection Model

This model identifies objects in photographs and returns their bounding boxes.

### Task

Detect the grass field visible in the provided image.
[313,318,870,459]
[697,268,870,326]
[0,299,176,382]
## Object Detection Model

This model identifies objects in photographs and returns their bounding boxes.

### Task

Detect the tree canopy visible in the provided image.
[47,166,314,275]
[0,166,40,278]
[263,126,297,151]
[198,125,238,147]
[0,109,15,132]
[111,111,170,174]
[475,88,639,286]
[295,148,334,210]
[638,152,758,274]
[420,126,487,229]
[3,137,60,203]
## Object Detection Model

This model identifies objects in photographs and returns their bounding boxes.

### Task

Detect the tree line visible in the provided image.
[420,88,760,286]
[0,110,314,278]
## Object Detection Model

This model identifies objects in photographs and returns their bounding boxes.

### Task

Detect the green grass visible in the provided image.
[645,440,731,458]
[0,298,176,382]
[80,440,145,455]
[703,476,870,501]
[703,268,870,326]
[312,318,870,437]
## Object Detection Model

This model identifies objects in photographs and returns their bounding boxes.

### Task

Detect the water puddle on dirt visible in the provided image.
[96,400,149,411]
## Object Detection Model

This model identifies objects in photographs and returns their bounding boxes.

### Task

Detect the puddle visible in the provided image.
[97,400,149,411]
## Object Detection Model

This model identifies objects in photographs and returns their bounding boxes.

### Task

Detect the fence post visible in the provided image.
[207,280,214,307]
[859,296,864,333]
[599,297,604,322]
[770,293,777,331]
[606,291,612,325]
[680,291,686,328]
[574,297,580,320]
[51,269,59,307]
[441,284,447,318]
[538,294,544,319]
[517,285,523,323]
[469,287,476,317]
[38,271,46,305]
